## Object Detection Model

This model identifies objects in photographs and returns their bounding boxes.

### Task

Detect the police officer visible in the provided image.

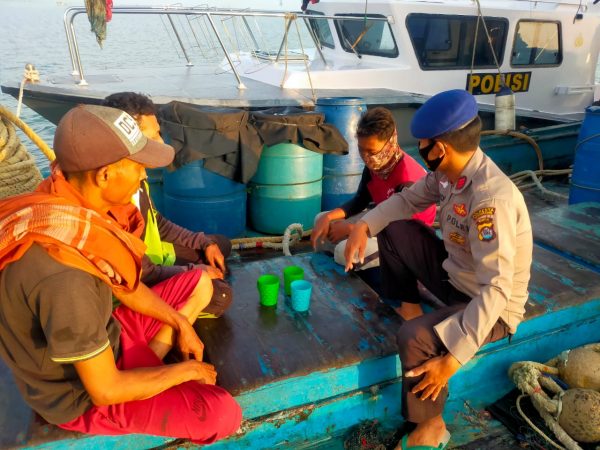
[344,90,533,449]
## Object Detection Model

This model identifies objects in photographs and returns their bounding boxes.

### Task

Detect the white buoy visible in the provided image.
[495,86,516,131]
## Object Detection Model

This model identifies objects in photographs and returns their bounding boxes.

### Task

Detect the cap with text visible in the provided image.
[53,104,174,172]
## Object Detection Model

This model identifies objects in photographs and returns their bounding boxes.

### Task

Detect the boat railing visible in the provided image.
[62,6,391,90]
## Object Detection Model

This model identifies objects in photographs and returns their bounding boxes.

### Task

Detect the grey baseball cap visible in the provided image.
[54,104,174,172]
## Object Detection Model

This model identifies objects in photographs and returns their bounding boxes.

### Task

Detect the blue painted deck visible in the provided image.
[1,201,599,449]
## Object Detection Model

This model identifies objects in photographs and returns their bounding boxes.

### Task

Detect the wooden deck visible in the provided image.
[1,199,599,449]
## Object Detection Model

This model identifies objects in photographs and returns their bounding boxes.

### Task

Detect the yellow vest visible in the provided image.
[134,181,176,266]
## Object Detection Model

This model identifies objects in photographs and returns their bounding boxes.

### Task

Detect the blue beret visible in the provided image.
[410,90,479,139]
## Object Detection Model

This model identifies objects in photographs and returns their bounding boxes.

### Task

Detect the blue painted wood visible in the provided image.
[5,206,600,449]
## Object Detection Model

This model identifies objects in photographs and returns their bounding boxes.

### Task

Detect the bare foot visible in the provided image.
[393,302,424,321]
[395,416,447,449]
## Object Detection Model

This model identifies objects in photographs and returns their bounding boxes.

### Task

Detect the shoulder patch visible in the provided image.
[476,217,496,242]
[472,207,495,221]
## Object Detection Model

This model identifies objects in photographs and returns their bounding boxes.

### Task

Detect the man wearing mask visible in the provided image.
[311,107,435,310]
[344,90,533,449]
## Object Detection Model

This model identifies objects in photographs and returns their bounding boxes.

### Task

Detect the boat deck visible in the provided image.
[1,192,599,449]
[0,66,425,126]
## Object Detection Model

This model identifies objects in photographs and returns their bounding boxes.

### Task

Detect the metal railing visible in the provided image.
[62,6,391,89]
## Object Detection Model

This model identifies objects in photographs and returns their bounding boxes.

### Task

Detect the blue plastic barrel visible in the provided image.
[315,97,366,210]
[146,168,165,213]
[569,106,600,204]
[162,161,247,237]
[248,143,323,234]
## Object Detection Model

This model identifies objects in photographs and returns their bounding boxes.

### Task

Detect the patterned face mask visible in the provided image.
[360,130,403,180]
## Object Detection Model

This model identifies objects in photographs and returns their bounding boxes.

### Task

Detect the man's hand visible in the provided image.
[344,220,370,272]
[406,353,461,401]
[311,214,331,248]
[189,360,218,385]
[197,264,224,279]
[174,313,205,361]
[204,244,226,273]
[328,221,353,243]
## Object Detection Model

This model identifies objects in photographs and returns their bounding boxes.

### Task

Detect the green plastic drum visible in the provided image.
[249,143,323,234]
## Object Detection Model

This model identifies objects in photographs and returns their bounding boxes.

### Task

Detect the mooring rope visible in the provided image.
[0,105,55,199]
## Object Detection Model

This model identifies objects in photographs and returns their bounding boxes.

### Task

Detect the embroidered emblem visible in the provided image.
[453,203,467,217]
[449,232,466,245]
[472,207,496,221]
[476,218,496,242]
[455,176,467,190]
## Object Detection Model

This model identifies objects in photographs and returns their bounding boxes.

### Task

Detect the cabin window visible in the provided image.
[306,10,335,49]
[334,14,399,58]
[406,14,508,70]
[511,20,562,66]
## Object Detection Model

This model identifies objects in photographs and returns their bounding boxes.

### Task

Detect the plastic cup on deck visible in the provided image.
[290,280,312,312]
[257,274,279,307]
[283,265,304,296]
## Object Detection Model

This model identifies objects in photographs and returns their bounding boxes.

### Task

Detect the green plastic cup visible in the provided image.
[283,265,304,296]
[257,274,279,307]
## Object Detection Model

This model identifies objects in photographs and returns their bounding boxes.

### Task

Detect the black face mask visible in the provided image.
[418,140,444,171]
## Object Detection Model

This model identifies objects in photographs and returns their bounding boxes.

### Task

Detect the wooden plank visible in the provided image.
[531,202,600,269]
[195,252,403,396]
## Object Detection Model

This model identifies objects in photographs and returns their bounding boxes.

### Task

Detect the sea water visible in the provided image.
[0,0,300,173]
[1,0,599,175]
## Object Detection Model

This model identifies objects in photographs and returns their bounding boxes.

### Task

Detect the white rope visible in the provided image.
[231,223,307,256]
[16,64,40,119]
[293,16,316,103]
[510,169,571,199]
[516,394,567,450]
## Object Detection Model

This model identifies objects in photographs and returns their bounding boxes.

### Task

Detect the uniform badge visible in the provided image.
[476,219,496,242]
[453,203,467,217]
[472,207,496,221]
[455,176,467,190]
[449,232,466,245]
[472,207,496,242]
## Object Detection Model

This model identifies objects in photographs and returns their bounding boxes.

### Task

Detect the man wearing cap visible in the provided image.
[103,92,233,319]
[344,90,533,449]
[0,105,241,442]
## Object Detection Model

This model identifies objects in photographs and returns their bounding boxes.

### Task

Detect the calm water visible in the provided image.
[0,0,299,171]
[1,0,598,173]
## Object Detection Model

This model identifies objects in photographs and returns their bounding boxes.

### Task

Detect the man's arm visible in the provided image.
[74,346,216,406]
[339,167,372,218]
[361,172,440,237]
[434,198,518,365]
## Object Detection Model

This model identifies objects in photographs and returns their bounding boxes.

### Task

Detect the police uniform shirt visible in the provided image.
[362,148,533,365]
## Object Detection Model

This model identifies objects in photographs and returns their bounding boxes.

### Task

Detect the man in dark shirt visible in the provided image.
[103,92,232,318]
[312,108,436,292]
[0,105,241,442]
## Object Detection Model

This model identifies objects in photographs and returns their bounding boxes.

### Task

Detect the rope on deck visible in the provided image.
[231,223,309,256]
[0,105,55,199]
[509,343,600,450]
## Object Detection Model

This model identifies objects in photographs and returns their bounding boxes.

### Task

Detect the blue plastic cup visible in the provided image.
[290,280,312,312]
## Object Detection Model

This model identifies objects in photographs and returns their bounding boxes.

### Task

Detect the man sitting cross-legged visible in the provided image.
[0,105,241,442]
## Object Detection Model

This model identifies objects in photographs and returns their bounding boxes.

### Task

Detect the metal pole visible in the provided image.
[63,8,79,75]
[275,17,293,63]
[69,13,87,85]
[167,14,194,66]
[302,17,327,66]
[205,13,246,90]
[241,16,260,50]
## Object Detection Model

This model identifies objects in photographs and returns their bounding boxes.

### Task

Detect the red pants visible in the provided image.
[58,270,242,444]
